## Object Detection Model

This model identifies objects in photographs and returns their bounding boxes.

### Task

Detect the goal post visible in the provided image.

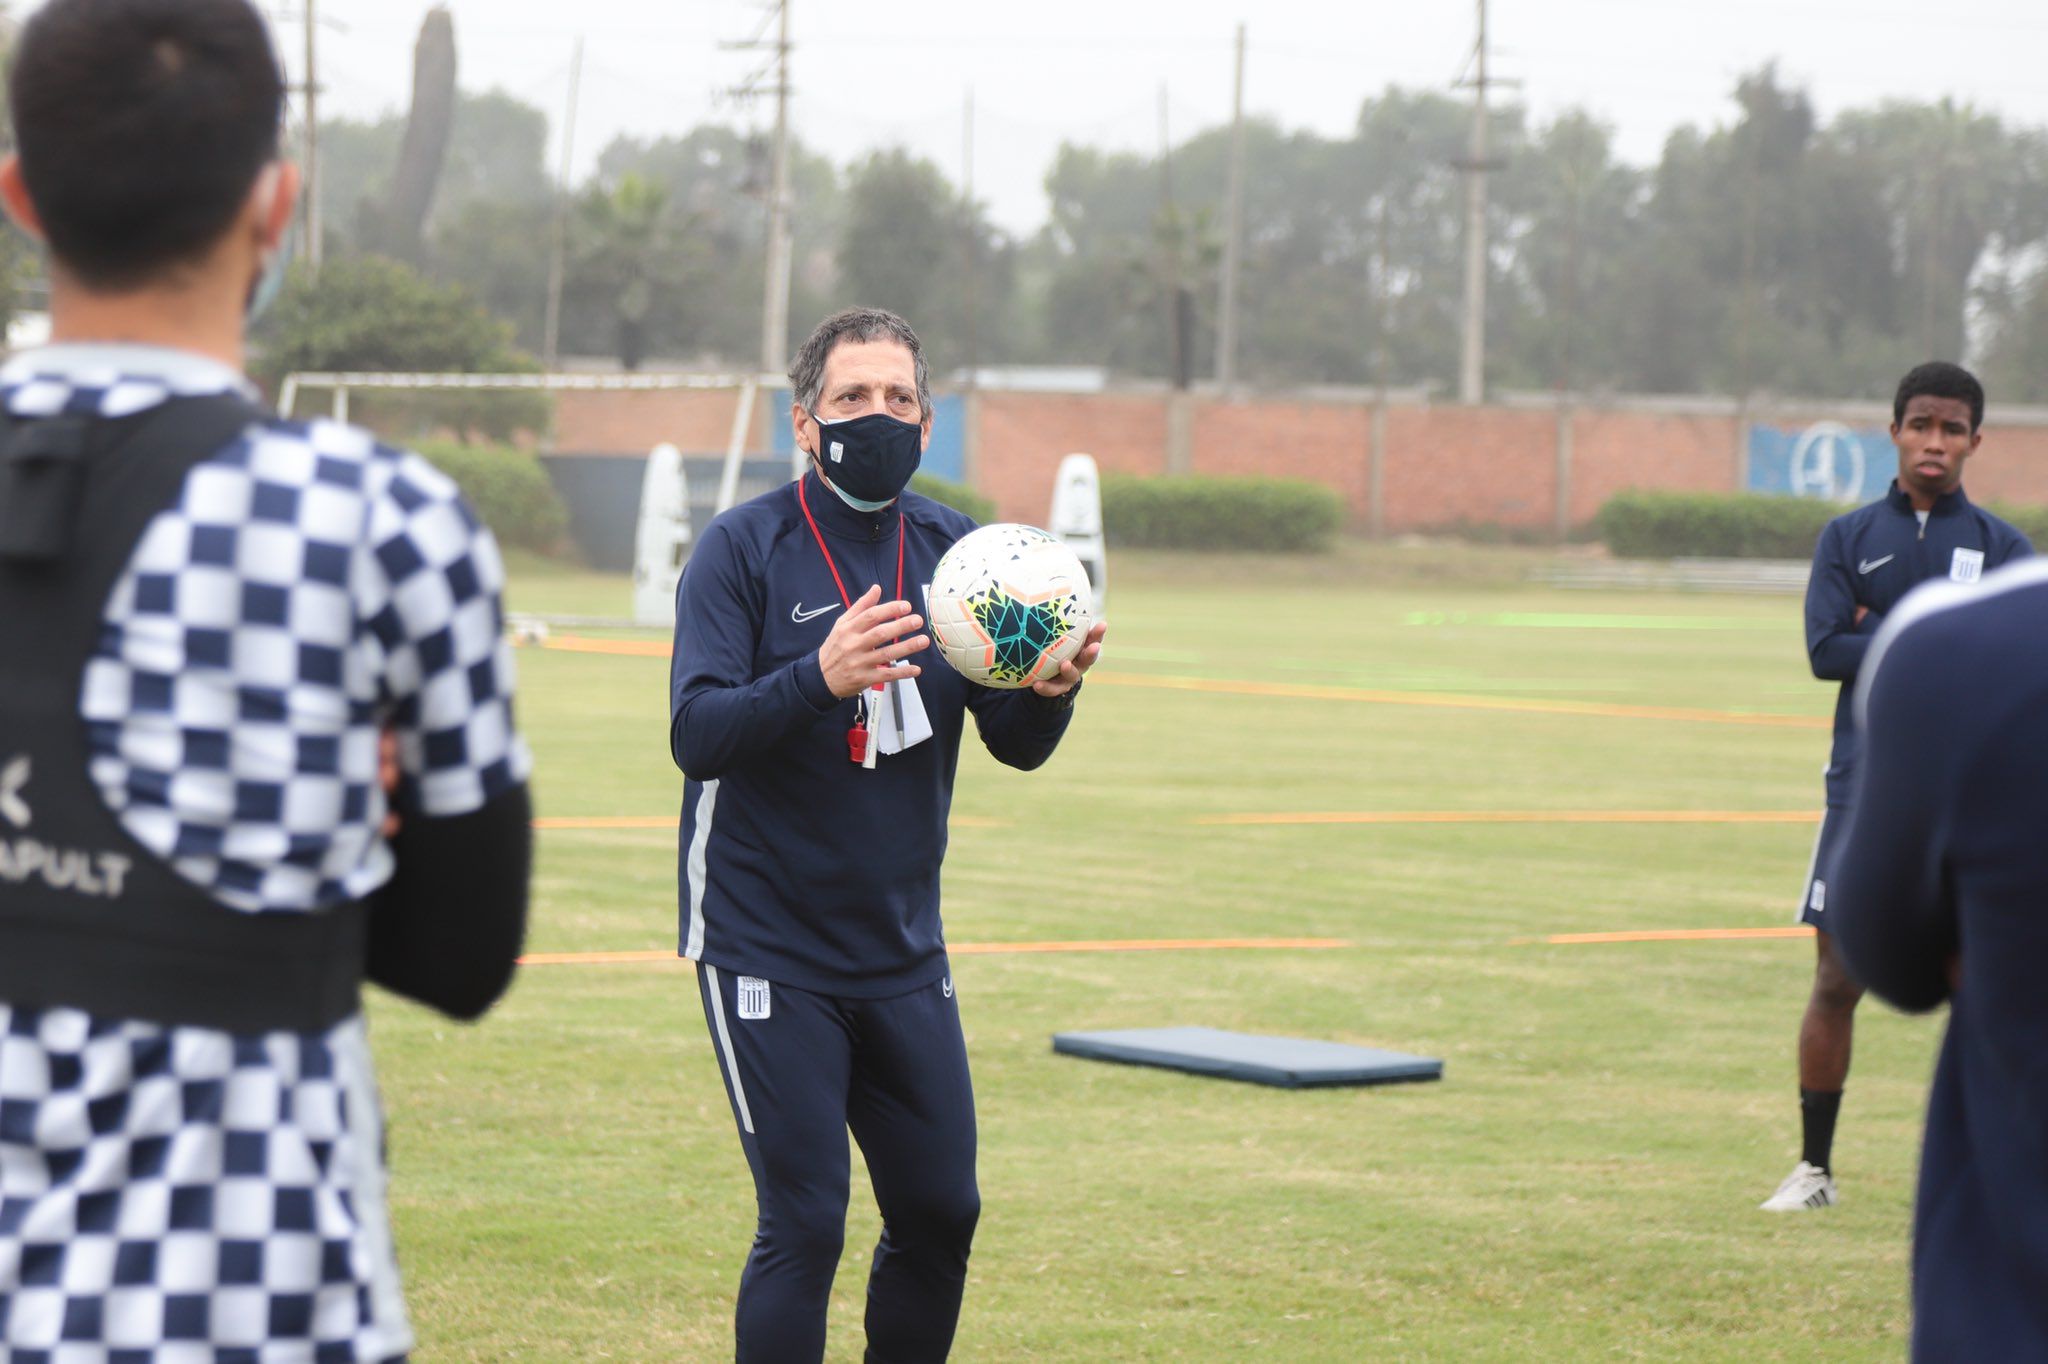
[275,369,799,515]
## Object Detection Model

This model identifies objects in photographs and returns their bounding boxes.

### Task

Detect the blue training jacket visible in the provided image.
[1832,557,2048,1360]
[1805,481,2029,802]
[669,470,1075,997]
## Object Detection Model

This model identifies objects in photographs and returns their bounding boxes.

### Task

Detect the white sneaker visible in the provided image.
[1760,1160,1838,1212]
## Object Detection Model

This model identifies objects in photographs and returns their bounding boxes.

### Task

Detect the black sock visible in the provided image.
[1800,1088,1843,1172]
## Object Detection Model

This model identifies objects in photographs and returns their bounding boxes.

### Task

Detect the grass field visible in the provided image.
[369,542,1937,1361]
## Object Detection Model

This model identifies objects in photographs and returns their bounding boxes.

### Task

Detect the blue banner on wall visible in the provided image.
[1746,422,1893,503]
[770,389,966,484]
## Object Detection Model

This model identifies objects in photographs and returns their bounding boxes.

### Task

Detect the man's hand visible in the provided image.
[1032,619,1108,699]
[819,584,928,699]
[1854,604,1870,626]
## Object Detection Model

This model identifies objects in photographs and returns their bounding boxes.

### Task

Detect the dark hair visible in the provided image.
[1893,361,1985,432]
[9,0,285,290]
[788,307,932,419]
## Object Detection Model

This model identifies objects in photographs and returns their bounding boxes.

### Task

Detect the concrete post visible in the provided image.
[1166,391,1194,475]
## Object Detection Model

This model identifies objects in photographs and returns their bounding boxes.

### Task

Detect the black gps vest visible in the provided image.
[0,395,368,1032]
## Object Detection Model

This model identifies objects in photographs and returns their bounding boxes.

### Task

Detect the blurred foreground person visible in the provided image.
[1763,361,2028,1213]
[0,2,531,1357]
[1833,558,2048,1358]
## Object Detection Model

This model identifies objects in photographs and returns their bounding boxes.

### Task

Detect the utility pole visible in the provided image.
[542,38,583,372]
[301,0,321,268]
[759,2,793,382]
[1216,23,1247,390]
[1456,0,1507,405]
[729,6,790,393]
[963,88,978,391]
[725,1,794,456]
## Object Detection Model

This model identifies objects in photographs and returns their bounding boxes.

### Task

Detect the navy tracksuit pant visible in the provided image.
[698,964,979,1363]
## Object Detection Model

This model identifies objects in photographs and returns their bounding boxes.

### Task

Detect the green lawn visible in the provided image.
[369,544,1933,1361]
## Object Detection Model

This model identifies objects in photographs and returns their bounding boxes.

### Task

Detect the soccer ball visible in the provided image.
[928,524,1095,689]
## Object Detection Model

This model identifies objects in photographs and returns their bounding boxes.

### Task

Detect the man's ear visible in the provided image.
[0,155,47,243]
[791,402,814,457]
[252,162,301,252]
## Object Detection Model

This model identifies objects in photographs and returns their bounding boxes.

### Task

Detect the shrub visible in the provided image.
[1986,502,2048,548]
[1101,473,1343,552]
[413,438,572,555]
[910,472,996,524]
[1594,491,1840,559]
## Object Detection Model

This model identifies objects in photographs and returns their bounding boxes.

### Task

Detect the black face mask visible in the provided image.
[809,410,923,508]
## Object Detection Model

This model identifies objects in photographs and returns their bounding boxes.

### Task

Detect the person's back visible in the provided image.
[1832,559,2048,1358]
[0,3,532,1358]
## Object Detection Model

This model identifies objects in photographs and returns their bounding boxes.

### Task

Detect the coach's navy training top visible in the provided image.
[1805,482,2029,803]
[670,471,1075,997]
[1832,558,2048,1360]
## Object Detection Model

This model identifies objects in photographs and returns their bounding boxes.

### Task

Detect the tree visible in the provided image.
[1978,263,2048,403]
[1829,100,2048,362]
[374,6,457,264]
[252,255,546,441]
[836,148,1015,373]
[319,90,552,260]
[1494,111,1642,392]
[593,126,843,365]
[561,173,706,370]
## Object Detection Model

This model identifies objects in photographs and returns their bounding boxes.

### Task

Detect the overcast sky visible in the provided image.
[38,1,2048,235]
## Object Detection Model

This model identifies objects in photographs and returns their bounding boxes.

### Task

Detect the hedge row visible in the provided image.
[910,472,996,524]
[1595,491,1839,559]
[1597,489,2048,560]
[1100,472,1344,552]
[1989,501,2048,546]
[413,439,572,555]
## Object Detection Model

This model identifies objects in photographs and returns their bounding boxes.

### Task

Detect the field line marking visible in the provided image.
[521,950,678,965]
[533,635,672,657]
[1086,673,1825,728]
[518,937,1350,966]
[533,814,1006,830]
[1198,810,1821,826]
[528,635,1824,730]
[945,936,1350,955]
[1530,926,1815,945]
[534,816,673,829]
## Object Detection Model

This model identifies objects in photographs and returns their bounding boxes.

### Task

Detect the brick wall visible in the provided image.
[550,384,2048,534]
[1566,409,1735,525]
[1954,424,2048,506]
[975,392,1167,526]
[553,388,756,456]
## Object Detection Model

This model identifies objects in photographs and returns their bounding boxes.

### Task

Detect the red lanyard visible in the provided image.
[797,475,904,606]
[797,476,905,765]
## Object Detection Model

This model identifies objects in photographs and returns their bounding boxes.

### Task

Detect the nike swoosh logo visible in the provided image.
[1858,555,1893,574]
[792,602,842,623]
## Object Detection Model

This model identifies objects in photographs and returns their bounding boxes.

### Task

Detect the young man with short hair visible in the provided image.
[0,2,532,1356]
[1763,361,2029,1212]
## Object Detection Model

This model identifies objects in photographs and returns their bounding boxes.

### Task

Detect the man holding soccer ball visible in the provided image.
[669,306,1105,1362]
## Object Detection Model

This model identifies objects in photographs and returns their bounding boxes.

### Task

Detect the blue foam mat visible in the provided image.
[1052,1026,1443,1090]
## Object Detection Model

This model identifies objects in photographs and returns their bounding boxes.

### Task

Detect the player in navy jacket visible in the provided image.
[670,307,1105,1363]
[1831,556,2048,1358]
[1763,362,2030,1213]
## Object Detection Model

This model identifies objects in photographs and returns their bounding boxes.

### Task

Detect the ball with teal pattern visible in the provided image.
[929,523,1096,688]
